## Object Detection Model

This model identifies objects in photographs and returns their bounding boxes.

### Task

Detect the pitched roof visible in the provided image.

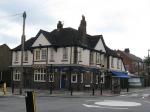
[12,27,101,50]
[118,50,142,62]
[12,37,36,51]
[99,36,120,58]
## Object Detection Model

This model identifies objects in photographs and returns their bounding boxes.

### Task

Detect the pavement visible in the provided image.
[0,87,149,98]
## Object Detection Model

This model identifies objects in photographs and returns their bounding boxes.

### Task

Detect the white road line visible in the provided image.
[83,104,128,110]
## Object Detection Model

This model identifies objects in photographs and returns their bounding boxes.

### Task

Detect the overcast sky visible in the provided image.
[0,0,150,59]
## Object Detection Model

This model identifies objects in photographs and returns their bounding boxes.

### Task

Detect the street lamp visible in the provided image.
[148,49,150,86]
[19,11,26,95]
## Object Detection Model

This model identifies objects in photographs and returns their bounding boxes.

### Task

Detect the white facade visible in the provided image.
[32,33,51,47]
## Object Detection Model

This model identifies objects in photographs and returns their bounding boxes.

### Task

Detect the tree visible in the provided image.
[143,56,150,66]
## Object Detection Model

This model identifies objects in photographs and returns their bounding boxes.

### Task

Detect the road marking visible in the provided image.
[83,104,128,110]
[95,100,141,107]
[143,101,150,104]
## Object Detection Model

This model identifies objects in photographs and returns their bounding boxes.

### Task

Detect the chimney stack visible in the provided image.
[124,48,130,53]
[78,15,87,38]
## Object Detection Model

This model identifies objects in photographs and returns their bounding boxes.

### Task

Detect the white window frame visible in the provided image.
[13,70,20,81]
[71,74,77,83]
[117,59,120,69]
[15,52,19,62]
[78,48,82,62]
[35,49,40,61]
[24,51,28,62]
[96,53,100,64]
[100,54,104,65]
[34,69,46,82]
[50,48,54,61]
[111,57,114,68]
[90,52,94,64]
[49,73,54,82]
[41,49,47,60]
[63,47,68,60]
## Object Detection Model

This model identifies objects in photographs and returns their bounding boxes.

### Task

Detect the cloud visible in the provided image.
[0,0,150,58]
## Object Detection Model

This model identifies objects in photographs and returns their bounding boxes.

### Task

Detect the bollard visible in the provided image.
[92,88,95,96]
[70,86,73,96]
[3,83,7,95]
[50,84,52,94]
[25,91,36,112]
[100,83,103,95]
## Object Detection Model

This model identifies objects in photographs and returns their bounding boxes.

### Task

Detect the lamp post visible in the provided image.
[148,49,150,86]
[19,11,26,95]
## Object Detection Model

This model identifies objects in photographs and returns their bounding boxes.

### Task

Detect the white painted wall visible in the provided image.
[109,56,125,71]
[32,33,51,47]
[78,47,90,66]
[12,50,33,66]
[95,38,106,53]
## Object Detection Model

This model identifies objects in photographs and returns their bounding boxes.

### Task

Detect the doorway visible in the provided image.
[61,74,67,89]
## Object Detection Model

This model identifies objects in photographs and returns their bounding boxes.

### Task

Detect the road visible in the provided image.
[1,88,150,112]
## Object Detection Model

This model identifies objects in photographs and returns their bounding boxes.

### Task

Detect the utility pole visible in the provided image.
[19,11,26,95]
[148,49,150,87]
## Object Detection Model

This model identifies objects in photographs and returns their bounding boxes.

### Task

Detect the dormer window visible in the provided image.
[41,49,47,60]
[35,49,40,60]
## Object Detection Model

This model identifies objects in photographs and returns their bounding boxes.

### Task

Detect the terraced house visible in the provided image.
[11,16,128,91]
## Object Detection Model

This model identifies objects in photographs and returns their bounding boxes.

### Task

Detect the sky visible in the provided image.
[0,0,150,59]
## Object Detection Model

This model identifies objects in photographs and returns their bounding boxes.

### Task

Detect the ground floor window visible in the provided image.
[49,73,54,82]
[34,69,46,82]
[71,74,77,83]
[13,70,20,81]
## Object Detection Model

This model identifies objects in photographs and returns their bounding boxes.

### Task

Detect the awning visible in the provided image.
[111,71,130,78]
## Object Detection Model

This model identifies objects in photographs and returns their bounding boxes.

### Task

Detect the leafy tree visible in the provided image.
[143,56,150,66]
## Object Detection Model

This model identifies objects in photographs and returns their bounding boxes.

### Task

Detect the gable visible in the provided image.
[32,33,51,47]
[94,38,106,53]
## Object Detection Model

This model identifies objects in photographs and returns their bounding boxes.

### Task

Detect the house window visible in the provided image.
[71,74,77,83]
[41,49,47,60]
[13,70,20,81]
[90,51,94,64]
[35,49,40,60]
[34,69,46,82]
[78,48,82,62]
[117,59,120,69]
[111,57,114,68]
[50,48,54,61]
[96,53,100,64]
[100,54,104,65]
[24,51,28,62]
[15,52,19,62]
[63,48,68,60]
[49,73,54,82]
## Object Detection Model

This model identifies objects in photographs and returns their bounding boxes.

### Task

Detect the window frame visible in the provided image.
[62,47,68,60]
[35,49,40,61]
[49,73,54,82]
[34,69,46,82]
[41,49,47,60]
[13,70,20,81]
[15,52,19,62]
[71,74,77,83]
[24,51,28,62]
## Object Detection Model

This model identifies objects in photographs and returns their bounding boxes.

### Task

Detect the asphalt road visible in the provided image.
[1,89,150,112]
